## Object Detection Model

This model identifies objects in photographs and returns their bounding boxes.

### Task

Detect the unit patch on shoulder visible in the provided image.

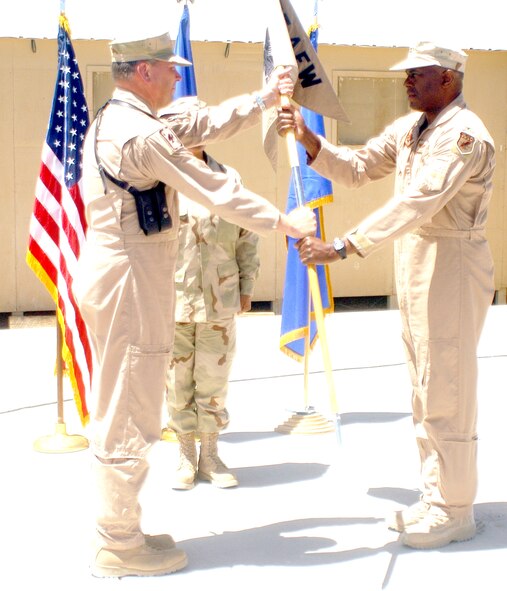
[457,131,476,155]
[160,127,183,152]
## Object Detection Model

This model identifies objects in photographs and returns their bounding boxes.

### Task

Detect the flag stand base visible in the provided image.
[33,422,89,454]
[275,406,335,435]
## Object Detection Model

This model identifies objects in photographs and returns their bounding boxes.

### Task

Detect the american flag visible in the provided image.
[26,14,92,425]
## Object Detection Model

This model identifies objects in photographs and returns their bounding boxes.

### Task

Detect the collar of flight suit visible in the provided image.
[409,93,466,145]
[111,88,158,119]
[423,93,467,132]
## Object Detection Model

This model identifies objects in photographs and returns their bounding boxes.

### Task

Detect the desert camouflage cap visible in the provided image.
[390,42,467,73]
[109,31,192,66]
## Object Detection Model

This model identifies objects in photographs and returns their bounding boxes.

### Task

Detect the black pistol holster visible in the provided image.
[94,100,172,236]
[100,168,171,236]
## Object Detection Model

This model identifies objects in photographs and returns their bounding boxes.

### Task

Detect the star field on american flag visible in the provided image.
[47,36,89,188]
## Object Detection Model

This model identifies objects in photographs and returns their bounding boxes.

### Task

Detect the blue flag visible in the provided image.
[173,4,197,99]
[280,22,334,361]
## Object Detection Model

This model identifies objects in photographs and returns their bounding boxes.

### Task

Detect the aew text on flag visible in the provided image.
[262,0,349,167]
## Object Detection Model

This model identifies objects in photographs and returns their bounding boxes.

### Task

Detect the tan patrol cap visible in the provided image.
[390,42,467,73]
[109,31,192,66]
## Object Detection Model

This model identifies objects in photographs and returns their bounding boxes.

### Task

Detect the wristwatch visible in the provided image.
[332,237,347,259]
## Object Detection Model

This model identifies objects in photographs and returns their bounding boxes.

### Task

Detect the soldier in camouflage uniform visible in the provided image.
[165,147,259,489]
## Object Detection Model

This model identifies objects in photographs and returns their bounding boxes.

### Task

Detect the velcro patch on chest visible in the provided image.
[160,127,183,152]
[457,131,476,155]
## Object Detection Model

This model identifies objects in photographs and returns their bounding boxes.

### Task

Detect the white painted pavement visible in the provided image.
[1,306,506,591]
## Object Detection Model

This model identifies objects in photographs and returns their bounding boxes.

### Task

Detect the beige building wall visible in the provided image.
[1,38,506,312]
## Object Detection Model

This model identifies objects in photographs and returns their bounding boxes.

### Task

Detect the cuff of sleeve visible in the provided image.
[346,231,375,258]
[240,280,255,296]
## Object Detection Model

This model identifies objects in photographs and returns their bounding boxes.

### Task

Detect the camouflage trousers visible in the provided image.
[166,316,236,433]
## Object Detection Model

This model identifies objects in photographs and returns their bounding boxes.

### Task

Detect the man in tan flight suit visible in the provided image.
[73,31,316,578]
[277,42,495,550]
[164,146,258,490]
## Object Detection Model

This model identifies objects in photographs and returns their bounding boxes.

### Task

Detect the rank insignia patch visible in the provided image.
[457,131,476,154]
[404,130,414,147]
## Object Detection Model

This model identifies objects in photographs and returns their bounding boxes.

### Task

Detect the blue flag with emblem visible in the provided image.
[173,3,197,99]
[280,20,334,361]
